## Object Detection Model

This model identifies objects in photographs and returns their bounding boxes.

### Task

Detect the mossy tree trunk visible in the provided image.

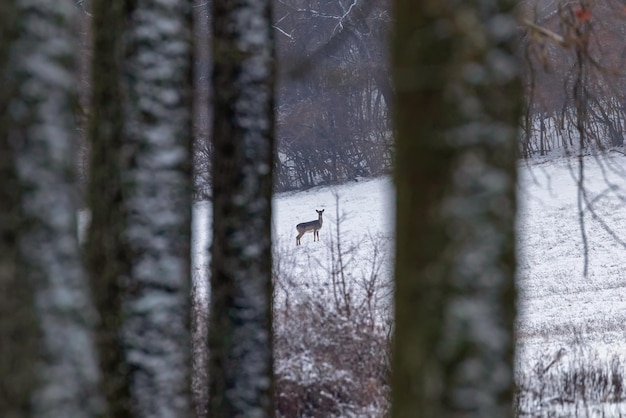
[391,1,522,417]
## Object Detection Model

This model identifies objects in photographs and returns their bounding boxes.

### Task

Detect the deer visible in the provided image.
[295,209,324,246]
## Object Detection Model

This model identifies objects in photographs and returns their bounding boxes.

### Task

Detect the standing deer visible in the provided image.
[295,209,324,246]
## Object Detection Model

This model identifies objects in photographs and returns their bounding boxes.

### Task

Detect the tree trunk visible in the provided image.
[0,6,38,417]
[87,0,195,417]
[391,1,521,417]
[86,0,132,415]
[121,1,194,416]
[1,1,102,417]
[209,0,276,416]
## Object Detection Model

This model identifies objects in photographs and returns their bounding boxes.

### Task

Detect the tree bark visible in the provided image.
[1,1,102,417]
[0,6,37,417]
[209,0,276,416]
[122,0,194,416]
[392,1,521,417]
[86,0,133,416]
[87,0,195,417]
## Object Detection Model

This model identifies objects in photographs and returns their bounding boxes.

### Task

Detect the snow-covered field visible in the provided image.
[193,177,396,310]
[193,152,626,414]
[515,152,626,416]
[517,153,626,361]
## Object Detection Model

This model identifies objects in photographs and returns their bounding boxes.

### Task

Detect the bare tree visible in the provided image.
[273,0,393,190]
[520,1,626,155]
[520,2,626,274]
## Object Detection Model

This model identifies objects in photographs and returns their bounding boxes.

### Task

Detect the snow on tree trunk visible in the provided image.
[1,1,102,417]
[392,1,521,417]
[87,0,194,417]
[122,1,194,416]
[209,0,276,416]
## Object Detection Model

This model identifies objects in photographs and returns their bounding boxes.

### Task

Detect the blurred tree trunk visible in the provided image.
[391,1,521,417]
[122,0,194,416]
[0,6,36,416]
[86,0,194,417]
[209,0,276,416]
[0,1,101,417]
[85,0,132,416]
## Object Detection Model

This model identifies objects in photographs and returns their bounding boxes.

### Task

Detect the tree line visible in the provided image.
[520,1,626,156]
[193,0,393,196]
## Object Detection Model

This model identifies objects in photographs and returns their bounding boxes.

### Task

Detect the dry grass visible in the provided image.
[516,345,626,417]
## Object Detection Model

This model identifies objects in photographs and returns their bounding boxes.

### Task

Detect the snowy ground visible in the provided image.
[516,153,626,359]
[193,177,396,310]
[192,151,626,413]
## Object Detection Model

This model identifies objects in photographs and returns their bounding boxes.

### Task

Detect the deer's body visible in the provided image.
[296,209,324,246]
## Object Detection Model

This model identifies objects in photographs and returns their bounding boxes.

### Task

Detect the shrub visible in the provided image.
[274,295,390,418]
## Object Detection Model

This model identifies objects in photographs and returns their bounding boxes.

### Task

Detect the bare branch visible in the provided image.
[522,18,566,46]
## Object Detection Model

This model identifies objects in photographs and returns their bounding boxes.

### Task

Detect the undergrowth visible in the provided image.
[272,215,393,418]
[516,345,626,417]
